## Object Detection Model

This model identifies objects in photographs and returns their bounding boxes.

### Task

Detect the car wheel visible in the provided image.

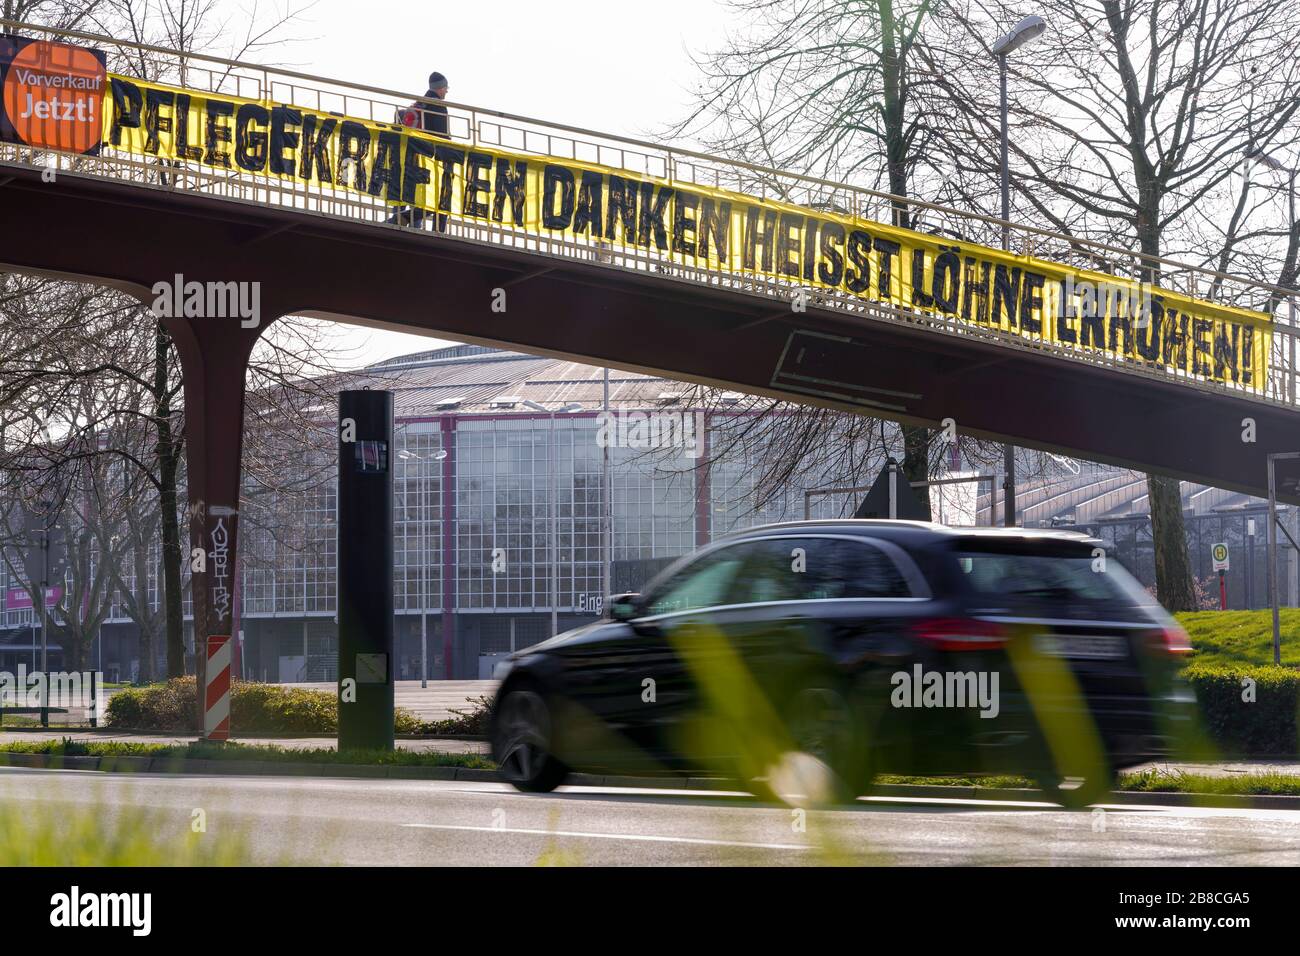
[492,687,568,793]
[763,684,861,806]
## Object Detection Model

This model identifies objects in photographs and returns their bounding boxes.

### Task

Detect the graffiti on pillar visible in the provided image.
[208,505,237,630]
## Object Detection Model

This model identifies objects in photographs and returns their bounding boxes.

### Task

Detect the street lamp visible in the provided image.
[1245,149,1298,660]
[602,368,612,615]
[992,13,1047,528]
[1245,148,1298,404]
[522,400,584,637]
[993,14,1047,250]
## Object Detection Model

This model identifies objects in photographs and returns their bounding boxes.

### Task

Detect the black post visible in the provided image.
[337,390,395,751]
[1246,520,1256,611]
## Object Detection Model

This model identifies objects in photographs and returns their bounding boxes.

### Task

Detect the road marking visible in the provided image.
[861,794,1059,809]
[401,822,812,850]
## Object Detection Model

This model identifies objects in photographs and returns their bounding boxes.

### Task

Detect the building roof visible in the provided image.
[349,344,710,417]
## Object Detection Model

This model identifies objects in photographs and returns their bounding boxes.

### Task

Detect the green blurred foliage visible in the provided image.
[0,800,254,866]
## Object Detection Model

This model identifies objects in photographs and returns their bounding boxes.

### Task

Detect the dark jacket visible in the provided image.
[418,93,449,139]
[398,93,448,139]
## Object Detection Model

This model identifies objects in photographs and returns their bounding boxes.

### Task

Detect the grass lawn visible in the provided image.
[1175,608,1300,668]
[0,737,494,769]
[881,771,1300,796]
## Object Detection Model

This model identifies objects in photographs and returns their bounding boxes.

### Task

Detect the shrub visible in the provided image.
[231,682,338,733]
[105,676,200,731]
[107,678,430,735]
[394,708,425,735]
[422,694,494,735]
[1182,663,1300,756]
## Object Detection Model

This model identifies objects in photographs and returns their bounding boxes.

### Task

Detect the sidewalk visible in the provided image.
[283,680,496,723]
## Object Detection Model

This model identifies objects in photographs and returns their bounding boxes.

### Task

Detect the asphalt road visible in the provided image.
[3,767,1299,866]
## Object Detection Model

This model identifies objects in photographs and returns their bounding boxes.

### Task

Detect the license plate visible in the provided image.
[1034,633,1128,659]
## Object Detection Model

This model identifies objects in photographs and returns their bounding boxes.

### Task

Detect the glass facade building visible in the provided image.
[0,346,837,681]
[2,344,1290,681]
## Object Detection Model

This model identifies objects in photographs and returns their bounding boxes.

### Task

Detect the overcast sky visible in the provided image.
[280,0,733,367]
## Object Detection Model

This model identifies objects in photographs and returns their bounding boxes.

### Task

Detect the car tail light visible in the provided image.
[911,617,1008,651]
[1150,624,1193,656]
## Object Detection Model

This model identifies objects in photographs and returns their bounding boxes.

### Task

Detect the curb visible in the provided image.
[0,750,500,781]
[864,782,1300,811]
[3,751,1298,810]
[0,728,489,742]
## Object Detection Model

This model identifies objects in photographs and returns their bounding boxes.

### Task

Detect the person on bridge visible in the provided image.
[389,72,451,231]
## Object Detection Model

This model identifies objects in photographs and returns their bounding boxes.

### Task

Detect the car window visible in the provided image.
[732,540,804,604]
[730,537,913,604]
[804,538,912,598]
[811,538,912,598]
[642,545,747,616]
[955,548,1155,607]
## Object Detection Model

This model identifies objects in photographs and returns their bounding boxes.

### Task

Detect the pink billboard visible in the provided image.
[4,586,62,610]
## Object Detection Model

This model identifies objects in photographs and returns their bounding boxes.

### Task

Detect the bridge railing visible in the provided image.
[2,18,1297,409]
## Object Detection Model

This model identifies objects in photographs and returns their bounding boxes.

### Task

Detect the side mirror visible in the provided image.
[609,592,642,622]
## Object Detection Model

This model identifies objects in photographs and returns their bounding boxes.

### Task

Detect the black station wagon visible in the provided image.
[490,520,1196,807]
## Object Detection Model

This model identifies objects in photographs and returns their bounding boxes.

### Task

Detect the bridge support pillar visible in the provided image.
[165,316,262,740]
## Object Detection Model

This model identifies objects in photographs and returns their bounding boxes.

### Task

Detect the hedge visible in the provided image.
[105,676,432,735]
[1182,664,1300,757]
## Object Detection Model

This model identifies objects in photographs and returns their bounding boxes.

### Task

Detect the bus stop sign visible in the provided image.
[1211,542,1230,572]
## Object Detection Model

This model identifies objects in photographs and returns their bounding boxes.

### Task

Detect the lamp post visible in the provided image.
[1246,149,1298,404]
[991,14,1047,528]
[602,368,612,610]
[1247,516,1257,610]
[523,401,583,637]
[1246,150,1299,658]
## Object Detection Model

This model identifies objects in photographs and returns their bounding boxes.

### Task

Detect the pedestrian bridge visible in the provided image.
[3,19,1294,476]
[3,20,1300,673]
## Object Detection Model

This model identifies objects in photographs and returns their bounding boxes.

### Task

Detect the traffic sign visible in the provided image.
[1211,542,1230,572]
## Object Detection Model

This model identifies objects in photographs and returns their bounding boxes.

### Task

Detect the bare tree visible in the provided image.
[674,0,959,511]
[2,0,104,31]
[930,0,1300,609]
[1,0,320,678]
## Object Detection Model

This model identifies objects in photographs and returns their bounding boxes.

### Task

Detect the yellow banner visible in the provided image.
[102,73,1272,389]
